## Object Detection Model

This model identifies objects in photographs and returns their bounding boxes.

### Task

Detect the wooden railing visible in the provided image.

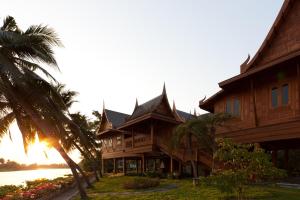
[124,133,151,149]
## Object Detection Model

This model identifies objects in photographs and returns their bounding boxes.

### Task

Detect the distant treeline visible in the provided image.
[0,158,68,171]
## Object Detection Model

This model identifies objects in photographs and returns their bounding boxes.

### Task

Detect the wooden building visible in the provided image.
[98,85,211,176]
[200,0,300,167]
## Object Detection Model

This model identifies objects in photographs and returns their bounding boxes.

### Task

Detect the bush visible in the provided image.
[0,185,23,198]
[144,171,160,178]
[202,139,287,200]
[123,178,160,189]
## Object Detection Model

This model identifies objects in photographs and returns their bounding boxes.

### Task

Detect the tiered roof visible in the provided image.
[98,84,195,135]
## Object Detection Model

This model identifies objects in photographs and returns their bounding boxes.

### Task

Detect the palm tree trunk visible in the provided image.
[187,133,197,178]
[210,127,216,175]
[72,141,100,181]
[54,144,88,200]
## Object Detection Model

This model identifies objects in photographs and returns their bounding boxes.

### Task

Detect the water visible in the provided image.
[0,168,72,186]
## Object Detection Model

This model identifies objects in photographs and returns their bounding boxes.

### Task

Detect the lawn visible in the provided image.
[73,176,300,200]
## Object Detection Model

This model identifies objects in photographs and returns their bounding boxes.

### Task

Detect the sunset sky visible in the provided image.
[0,0,283,164]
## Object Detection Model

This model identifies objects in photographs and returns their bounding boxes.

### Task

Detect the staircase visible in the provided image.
[156,139,212,167]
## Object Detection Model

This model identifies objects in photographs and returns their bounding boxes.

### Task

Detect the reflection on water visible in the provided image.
[0,168,72,186]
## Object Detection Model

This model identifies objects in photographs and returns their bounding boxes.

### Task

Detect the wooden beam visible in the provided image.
[251,79,259,127]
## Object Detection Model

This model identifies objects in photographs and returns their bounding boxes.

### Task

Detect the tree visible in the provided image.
[54,84,102,180]
[202,139,286,200]
[172,113,230,177]
[0,16,89,199]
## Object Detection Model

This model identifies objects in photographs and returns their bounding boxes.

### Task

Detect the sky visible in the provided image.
[0,0,284,164]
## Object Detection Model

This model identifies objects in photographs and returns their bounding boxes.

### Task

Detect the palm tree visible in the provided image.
[0,16,89,199]
[54,84,102,180]
[172,113,230,177]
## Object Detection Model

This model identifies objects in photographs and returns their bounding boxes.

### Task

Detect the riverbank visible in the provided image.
[0,163,68,172]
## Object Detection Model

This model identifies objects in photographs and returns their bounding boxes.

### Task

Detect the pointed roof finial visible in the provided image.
[102,100,105,111]
[162,82,166,95]
[194,108,197,116]
[172,100,176,112]
[135,98,139,109]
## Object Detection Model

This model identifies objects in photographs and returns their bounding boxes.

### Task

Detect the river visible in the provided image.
[0,168,72,186]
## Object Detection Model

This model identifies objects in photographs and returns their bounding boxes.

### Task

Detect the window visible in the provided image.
[225,98,241,117]
[108,138,112,147]
[233,98,240,116]
[116,136,122,145]
[225,99,231,114]
[282,84,289,105]
[271,87,278,108]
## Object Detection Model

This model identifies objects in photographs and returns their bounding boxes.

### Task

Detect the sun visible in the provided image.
[25,135,66,165]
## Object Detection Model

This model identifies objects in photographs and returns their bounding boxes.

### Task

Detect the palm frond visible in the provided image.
[24,25,62,47]
[14,57,57,83]
[1,16,19,32]
[0,112,15,139]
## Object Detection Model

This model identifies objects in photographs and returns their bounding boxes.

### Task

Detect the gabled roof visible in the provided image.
[126,84,177,122]
[200,0,300,111]
[176,109,195,121]
[128,94,164,120]
[105,109,130,129]
[244,0,297,72]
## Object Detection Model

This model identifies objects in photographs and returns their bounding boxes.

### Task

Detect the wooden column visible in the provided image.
[179,161,182,175]
[272,150,278,167]
[142,154,145,173]
[102,158,105,174]
[132,128,134,148]
[284,149,289,170]
[123,157,126,174]
[136,159,139,174]
[251,79,258,127]
[150,122,154,144]
[297,64,300,116]
[170,156,173,174]
[113,158,116,173]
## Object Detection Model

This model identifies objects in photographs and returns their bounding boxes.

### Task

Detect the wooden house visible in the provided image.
[200,0,300,168]
[98,85,211,176]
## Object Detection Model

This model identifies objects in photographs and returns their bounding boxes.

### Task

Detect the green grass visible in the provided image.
[73,176,300,200]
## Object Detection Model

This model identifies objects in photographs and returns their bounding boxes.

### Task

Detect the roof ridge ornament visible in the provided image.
[240,54,251,73]
[172,100,176,112]
[135,98,139,109]
[199,96,206,105]
[102,100,105,111]
[162,82,166,95]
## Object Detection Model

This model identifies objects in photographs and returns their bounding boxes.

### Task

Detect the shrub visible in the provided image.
[202,139,287,200]
[123,178,160,189]
[144,171,160,178]
[0,185,23,198]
